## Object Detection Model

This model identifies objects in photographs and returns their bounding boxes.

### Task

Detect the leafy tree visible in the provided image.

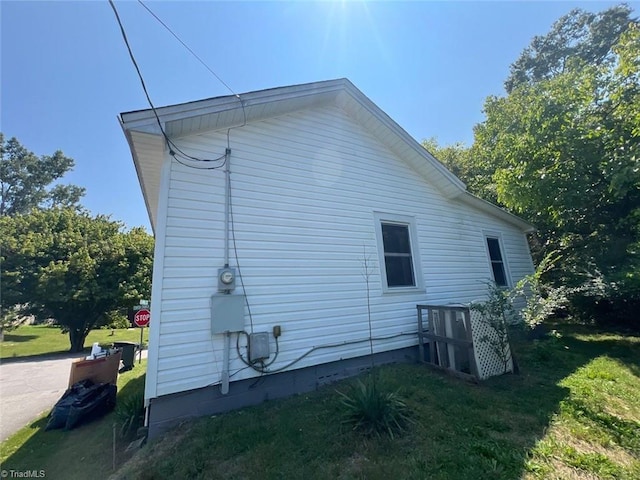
[0,208,154,351]
[422,138,499,204]
[505,4,637,93]
[0,133,85,216]
[473,7,639,324]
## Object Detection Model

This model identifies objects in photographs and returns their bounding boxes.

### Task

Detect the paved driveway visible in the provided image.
[1,349,148,442]
[0,353,85,441]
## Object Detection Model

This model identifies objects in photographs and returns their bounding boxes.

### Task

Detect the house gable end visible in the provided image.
[120,78,533,234]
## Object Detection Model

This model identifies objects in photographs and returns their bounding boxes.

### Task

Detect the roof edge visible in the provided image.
[120,78,350,127]
[120,78,535,235]
[458,191,536,234]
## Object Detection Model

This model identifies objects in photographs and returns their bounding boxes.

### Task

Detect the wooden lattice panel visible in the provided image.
[469,308,513,380]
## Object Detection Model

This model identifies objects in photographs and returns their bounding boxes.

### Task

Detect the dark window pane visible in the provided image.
[491,262,507,287]
[486,237,507,286]
[385,256,415,287]
[382,224,411,254]
[486,238,503,262]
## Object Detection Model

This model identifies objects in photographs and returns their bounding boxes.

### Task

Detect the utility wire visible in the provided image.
[229,172,255,332]
[111,0,253,343]
[137,0,239,98]
[136,0,247,133]
[109,0,226,167]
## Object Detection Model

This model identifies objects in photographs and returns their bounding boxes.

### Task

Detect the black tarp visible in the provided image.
[46,379,117,431]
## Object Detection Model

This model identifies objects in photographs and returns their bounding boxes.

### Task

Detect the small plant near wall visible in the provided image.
[337,246,413,438]
[471,282,516,375]
[116,391,145,440]
[338,379,411,439]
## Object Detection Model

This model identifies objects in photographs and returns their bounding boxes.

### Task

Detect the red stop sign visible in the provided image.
[134,309,150,327]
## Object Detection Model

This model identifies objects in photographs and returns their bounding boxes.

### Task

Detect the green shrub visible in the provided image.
[530,337,561,363]
[337,377,411,438]
[115,392,145,439]
[472,282,515,374]
[513,253,572,328]
[102,311,131,330]
[569,272,640,330]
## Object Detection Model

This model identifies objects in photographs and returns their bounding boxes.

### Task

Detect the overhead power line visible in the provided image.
[108,0,227,167]
[137,0,239,98]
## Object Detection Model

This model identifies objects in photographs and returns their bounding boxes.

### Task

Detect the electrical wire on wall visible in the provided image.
[228,172,255,333]
[235,331,419,376]
[112,0,422,389]
[111,0,252,381]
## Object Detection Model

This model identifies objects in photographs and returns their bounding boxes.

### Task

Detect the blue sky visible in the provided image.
[1,1,627,231]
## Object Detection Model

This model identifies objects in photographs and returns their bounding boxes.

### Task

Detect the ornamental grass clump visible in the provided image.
[115,391,145,439]
[338,378,411,439]
[339,247,413,438]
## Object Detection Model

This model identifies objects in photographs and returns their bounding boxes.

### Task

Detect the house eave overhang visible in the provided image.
[118,118,164,234]
[120,78,533,234]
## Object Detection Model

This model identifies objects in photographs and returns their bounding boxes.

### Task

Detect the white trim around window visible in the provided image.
[373,212,424,294]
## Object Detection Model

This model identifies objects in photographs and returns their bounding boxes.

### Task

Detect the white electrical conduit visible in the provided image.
[221,148,232,395]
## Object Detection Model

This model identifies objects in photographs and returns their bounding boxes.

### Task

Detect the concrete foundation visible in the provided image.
[147,346,418,439]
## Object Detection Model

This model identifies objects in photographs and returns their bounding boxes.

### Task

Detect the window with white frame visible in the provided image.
[485,236,508,287]
[374,213,422,291]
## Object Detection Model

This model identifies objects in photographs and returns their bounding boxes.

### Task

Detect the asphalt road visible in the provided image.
[0,350,148,442]
[0,353,84,442]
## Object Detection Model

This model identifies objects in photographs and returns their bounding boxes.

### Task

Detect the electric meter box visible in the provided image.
[217,267,236,292]
[211,294,245,334]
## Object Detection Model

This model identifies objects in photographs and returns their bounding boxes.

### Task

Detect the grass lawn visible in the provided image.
[1,325,150,360]
[2,323,639,479]
[113,323,640,480]
[0,361,147,479]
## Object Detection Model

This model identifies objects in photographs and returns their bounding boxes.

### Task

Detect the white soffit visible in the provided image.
[122,129,165,232]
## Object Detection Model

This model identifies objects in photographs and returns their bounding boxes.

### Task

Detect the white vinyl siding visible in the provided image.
[148,105,534,398]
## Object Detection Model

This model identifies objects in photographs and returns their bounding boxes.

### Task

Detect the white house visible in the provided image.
[120,79,535,437]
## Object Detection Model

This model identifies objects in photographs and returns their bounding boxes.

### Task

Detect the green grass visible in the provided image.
[112,323,640,480]
[2,323,639,479]
[1,325,149,360]
[0,361,147,479]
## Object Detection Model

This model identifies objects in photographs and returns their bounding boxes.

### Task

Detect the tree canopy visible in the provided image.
[0,208,154,351]
[0,133,85,216]
[505,4,637,93]
[476,12,639,272]
[426,4,639,325]
[422,138,498,205]
[0,134,154,350]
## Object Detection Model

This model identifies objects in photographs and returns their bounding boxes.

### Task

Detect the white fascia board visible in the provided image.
[120,79,350,135]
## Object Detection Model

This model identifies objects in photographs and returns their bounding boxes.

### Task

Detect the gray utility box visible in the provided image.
[211,294,245,334]
[249,332,270,362]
